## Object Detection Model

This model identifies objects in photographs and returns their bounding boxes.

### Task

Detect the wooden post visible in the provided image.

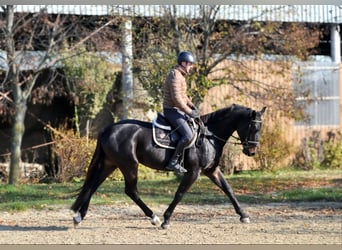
[331,24,341,64]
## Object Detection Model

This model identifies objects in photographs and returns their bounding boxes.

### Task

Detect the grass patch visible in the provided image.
[0,168,341,211]
[274,187,342,202]
[0,183,79,211]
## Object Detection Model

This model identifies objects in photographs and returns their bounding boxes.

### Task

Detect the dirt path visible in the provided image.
[0,202,341,244]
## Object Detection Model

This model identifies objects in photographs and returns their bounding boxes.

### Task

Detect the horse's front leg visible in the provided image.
[161,169,200,229]
[203,167,250,223]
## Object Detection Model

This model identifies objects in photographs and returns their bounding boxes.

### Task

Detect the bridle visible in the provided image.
[239,118,262,148]
[210,118,262,148]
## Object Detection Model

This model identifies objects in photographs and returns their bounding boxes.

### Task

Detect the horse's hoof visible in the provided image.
[150,214,161,226]
[240,217,250,223]
[161,221,170,229]
[73,213,82,227]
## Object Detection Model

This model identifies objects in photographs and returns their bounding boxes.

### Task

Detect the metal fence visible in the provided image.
[10,5,342,24]
[294,61,340,127]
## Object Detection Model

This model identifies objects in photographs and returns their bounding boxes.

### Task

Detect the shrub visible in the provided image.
[253,123,296,171]
[293,131,323,170]
[52,127,164,183]
[293,130,342,170]
[52,128,97,183]
[321,131,342,169]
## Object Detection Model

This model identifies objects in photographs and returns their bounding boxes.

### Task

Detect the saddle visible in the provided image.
[152,113,199,149]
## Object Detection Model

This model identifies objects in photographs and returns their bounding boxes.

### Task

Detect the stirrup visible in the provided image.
[166,162,187,173]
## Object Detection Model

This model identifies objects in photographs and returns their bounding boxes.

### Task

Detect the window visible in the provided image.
[293,60,340,126]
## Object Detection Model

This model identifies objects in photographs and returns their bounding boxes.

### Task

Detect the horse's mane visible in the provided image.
[201,104,251,125]
[112,104,251,128]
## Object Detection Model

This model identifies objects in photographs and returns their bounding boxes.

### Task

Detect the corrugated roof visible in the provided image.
[9,5,342,24]
[0,50,122,71]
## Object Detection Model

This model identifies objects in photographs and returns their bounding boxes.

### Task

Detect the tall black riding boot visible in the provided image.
[165,137,189,174]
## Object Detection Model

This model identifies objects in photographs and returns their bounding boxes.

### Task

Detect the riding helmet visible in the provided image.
[177,51,196,65]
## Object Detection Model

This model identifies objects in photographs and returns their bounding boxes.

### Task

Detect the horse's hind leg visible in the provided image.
[72,161,116,225]
[121,164,160,226]
[204,168,250,223]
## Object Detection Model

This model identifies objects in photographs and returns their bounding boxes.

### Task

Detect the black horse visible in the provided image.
[71,104,266,229]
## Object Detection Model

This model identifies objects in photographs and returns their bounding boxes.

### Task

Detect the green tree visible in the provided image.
[63,48,118,136]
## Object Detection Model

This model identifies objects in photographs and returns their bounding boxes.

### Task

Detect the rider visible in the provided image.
[163,51,200,174]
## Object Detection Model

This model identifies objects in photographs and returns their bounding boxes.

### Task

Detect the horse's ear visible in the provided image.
[260,106,266,115]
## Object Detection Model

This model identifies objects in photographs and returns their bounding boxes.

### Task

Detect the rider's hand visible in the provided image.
[191,105,199,112]
[189,109,200,118]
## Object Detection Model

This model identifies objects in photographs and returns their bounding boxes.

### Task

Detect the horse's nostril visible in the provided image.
[243,147,257,156]
[249,147,257,154]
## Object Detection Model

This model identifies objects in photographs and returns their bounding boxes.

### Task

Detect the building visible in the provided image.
[1,5,341,173]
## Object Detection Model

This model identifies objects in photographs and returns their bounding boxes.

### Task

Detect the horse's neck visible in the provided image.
[203,107,244,143]
[206,120,235,143]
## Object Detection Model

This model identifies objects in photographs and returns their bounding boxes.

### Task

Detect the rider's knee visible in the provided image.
[181,134,193,144]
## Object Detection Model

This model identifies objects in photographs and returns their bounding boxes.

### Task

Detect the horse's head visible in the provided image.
[236,106,266,156]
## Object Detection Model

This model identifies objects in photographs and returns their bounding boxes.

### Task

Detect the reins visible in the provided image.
[202,119,262,146]
[158,115,262,148]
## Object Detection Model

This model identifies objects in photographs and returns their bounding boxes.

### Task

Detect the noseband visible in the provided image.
[242,119,262,147]
[228,119,262,148]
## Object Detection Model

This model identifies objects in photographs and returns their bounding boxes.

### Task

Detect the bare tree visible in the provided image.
[121,11,134,119]
[2,6,64,184]
[0,5,118,184]
[133,5,320,114]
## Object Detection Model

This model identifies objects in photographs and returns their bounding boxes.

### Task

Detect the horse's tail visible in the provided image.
[71,136,103,213]
[83,137,103,186]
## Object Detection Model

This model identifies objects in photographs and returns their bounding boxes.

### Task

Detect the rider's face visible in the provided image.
[181,62,194,73]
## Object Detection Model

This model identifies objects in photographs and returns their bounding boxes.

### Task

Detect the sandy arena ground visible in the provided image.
[0,202,341,244]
